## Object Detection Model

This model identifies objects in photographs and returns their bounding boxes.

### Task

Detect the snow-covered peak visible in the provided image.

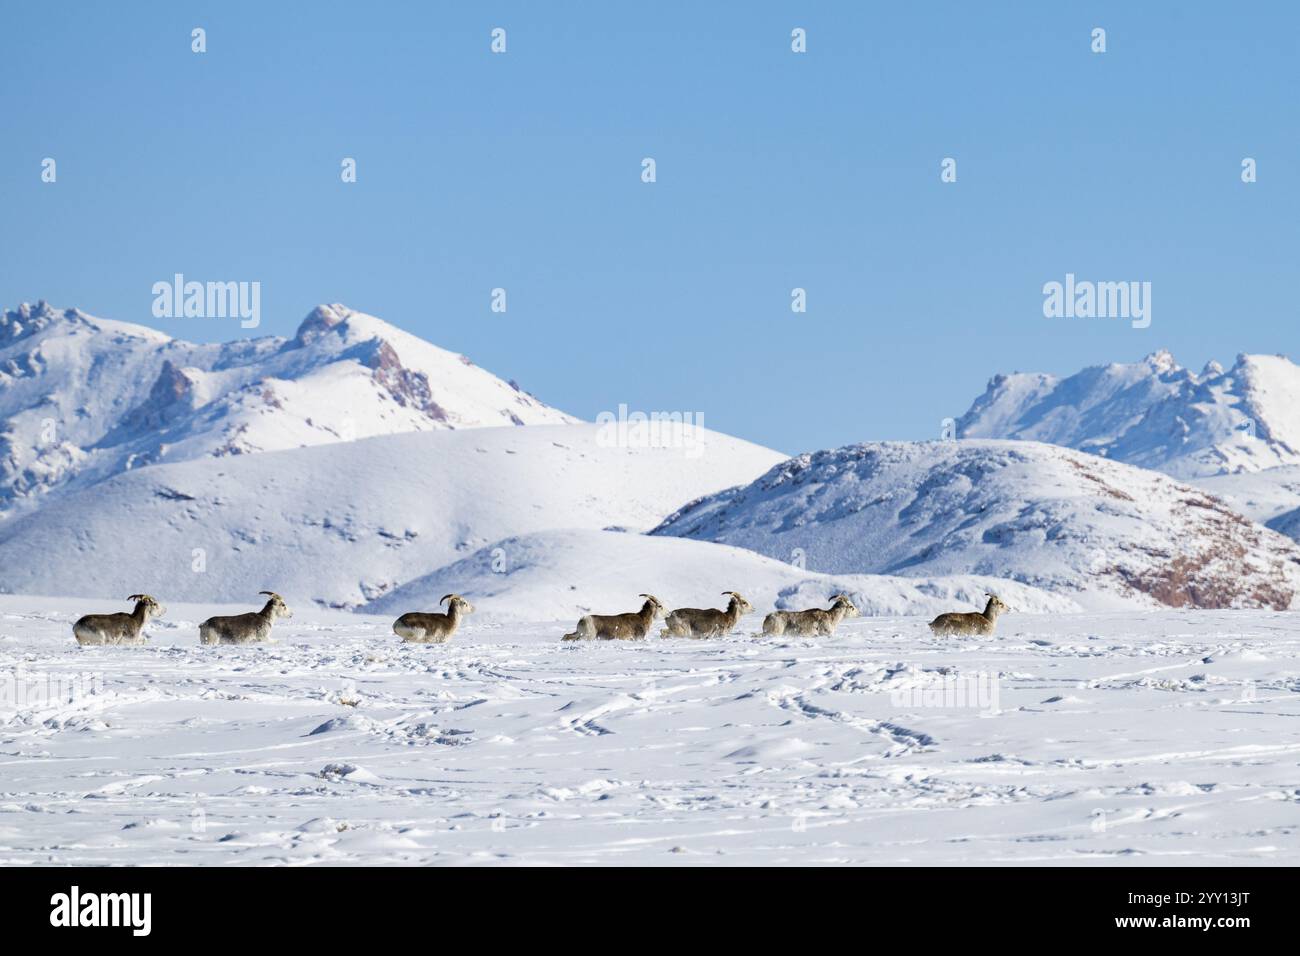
[3,302,77,346]
[957,351,1300,478]
[0,301,576,515]
[293,302,350,343]
[1144,349,1178,374]
[3,300,173,347]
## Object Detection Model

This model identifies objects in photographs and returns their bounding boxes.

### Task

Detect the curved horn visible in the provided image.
[258,591,283,601]
[638,593,661,603]
[440,594,455,606]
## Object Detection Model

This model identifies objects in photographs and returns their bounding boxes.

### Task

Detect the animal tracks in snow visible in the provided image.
[0,599,1297,864]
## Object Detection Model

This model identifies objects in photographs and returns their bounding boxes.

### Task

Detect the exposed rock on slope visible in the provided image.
[652,440,1300,610]
[0,301,575,515]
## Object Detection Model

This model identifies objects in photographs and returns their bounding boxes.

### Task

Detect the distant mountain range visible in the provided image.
[3,304,1299,613]
[0,301,574,515]
[956,350,1300,479]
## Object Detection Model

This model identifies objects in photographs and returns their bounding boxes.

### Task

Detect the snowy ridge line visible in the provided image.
[651,439,1300,611]
[0,300,576,516]
[364,528,1079,626]
[956,349,1300,480]
[0,425,785,608]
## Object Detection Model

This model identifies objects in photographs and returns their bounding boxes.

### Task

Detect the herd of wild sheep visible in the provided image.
[70,590,1013,646]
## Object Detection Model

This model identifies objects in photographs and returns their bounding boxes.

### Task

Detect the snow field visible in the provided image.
[2,597,1297,865]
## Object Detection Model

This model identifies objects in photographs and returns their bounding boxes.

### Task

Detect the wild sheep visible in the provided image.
[393,594,475,644]
[562,594,665,641]
[661,591,753,638]
[198,591,292,645]
[762,593,859,637]
[72,594,165,646]
[928,594,1010,636]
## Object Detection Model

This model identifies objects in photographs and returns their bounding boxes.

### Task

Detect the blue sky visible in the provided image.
[2,1,1296,455]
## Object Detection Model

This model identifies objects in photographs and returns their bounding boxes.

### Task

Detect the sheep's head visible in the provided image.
[830,593,860,618]
[259,591,293,619]
[127,594,166,619]
[723,591,753,615]
[638,594,666,618]
[440,594,476,615]
[986,594,1011,615]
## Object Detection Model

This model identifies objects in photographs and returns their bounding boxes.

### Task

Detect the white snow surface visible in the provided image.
[651,439,1300,611]
[956,350,1300,479]
[0,301,576,516]
[0,424,785,608]
[1193,465,1300,527]
[366,528,1082,622]
[2,595,1297,865]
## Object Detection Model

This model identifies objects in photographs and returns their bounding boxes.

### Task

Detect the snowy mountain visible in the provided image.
[955,351,1300,479]
[10,300,1300,615]
[365,528,1080,623]
[651,439,1300,610]
[0,301,575,515]
[0,424,785,607]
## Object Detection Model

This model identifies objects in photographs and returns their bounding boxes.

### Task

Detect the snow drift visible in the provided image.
[365,528,1080,623]
[0,424,784,607]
